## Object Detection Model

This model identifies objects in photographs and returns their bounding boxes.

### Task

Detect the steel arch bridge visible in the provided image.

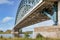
[12,0,58,37]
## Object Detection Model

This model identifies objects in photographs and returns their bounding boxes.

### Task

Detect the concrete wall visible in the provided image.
[58,1,60,24]
[33,26,60,38]
[32,32,60,39]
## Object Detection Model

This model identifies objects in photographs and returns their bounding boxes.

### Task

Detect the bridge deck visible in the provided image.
[13,1,52,31]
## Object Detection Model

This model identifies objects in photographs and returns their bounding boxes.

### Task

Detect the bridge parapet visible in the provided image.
[44,0,58,2]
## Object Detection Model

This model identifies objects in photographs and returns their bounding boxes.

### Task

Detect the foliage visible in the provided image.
[36,33,43,38]
[5,30,11,33]
[0,30,11,34]
[24,34,30,38]
[22,31,33,34]
[0,30,3,32]
[0,37,60,40]
[0,36,3,38]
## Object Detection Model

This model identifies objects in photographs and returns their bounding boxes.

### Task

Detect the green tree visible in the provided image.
[5,30,11,33]
[25,34,30,38]
[0,30,3,32]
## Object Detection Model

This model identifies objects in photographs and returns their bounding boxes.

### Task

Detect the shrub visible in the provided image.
[36,33,43,38]
[0,36,3,39]
[25,34,30,38]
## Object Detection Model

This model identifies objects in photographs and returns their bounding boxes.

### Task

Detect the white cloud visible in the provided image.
[0,0,14,4]
[2,17,13,23]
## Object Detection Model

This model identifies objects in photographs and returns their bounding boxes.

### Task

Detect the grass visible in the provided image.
[0,37,60,40]
[0,32,10,34]
[0,37,35,40]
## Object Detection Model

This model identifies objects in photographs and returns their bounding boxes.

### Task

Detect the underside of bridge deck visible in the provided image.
[13,2,56,32]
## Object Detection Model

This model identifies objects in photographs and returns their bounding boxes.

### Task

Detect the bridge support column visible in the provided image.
[11,30,20,37]
[58,1,60,25]
[11,28,22,37]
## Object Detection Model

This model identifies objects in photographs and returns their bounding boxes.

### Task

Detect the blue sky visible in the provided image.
[0,0,21,31]
[0,0,55,32]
